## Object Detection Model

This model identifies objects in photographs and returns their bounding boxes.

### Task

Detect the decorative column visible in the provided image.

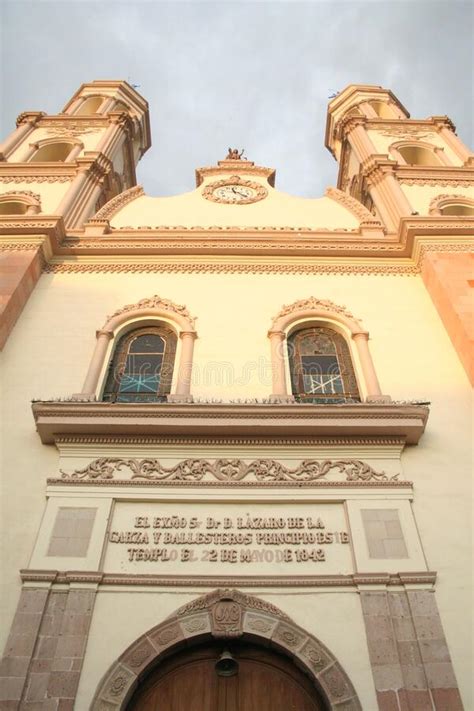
[433,117,473,163]
[79,329,114,397]
[352,331,389,401]
[364,159,412,232]
[340,116,376,162]
[96,112,131,156]
[268,330,288,398]
[0,112,44,161]
[172,331,197,400]
[55,167,90,219]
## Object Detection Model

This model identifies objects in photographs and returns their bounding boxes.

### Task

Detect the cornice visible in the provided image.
[396,165,474,185]
[19,569,437,589]
[46,477,412,489]
[93,185,144,220]
[31,401,429,445]
[54,434,405,446]
[195,161,276,187]
[0,163,76,182]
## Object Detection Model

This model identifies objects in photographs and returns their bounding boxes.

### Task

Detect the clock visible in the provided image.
[203,178,267,204]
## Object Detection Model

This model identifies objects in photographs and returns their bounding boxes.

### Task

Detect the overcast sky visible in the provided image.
[1,1,472,197]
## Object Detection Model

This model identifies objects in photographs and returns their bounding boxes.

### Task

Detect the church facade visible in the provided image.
[0,81,472,711]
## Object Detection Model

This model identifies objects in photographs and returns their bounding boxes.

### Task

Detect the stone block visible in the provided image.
[54,635,86,659]
[47,671,80,699]
[25,672,49,702]
[418,639,451,664]
[431,687,464,711]
[367,638,399,667]
[0,675,24,702]
[399,663,427,690]
[376,690,399,711]
[0,656,29,678]
[372,663,403,690]
[423,662,457,689]
[399,689,433,711]
[397,640,422,666]
[272,622,308,652]
[360,592,390,617]
[120,637,157,675]
[149,622,184,654]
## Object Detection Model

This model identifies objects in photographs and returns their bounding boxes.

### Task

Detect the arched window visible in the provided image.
[75,96,105,115]
[102,325,177,402]
[439,203,474,216]
[0,200,28,215]
[287,326,360,403]
[0,191,41,215]
[429,194,474,216]
[367,100,395,119]
[29,141,77,163]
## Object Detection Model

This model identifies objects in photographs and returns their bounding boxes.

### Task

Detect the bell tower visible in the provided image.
[326,85,474,384]
[0,80,151,348]
[325,84,473,232]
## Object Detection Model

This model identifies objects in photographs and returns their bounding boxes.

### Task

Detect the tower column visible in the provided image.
[0,113,44,161]
[364,160,413,231]
[344,119,377,161]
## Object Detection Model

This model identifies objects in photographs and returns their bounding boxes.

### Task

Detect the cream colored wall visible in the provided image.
[400,183,474,215]
[110,179,359,229]
[0,269,472,706]
[366,129,463,166]
[75,588,377,710]
[0,180,72,213]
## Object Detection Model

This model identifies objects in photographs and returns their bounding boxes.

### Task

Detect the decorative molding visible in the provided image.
[59,457,398,483]
[0,189,41,201]
[271,297,360,330]
[0,174,72,184]
[378,127,437,140]
[428,193,474,216]
[54,434,406,446]
[43,261,420,275]
[93,184,144,220]
[19,569,437,588]
[175,588,290,621]
[44,126,101,138]
[32,401,429,445]
[202,176,268,204]
[106,294,196,328]
[325,186,383,226]
[48,477,412,489]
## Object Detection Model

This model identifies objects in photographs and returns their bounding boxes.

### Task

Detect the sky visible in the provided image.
[1,0,472,198]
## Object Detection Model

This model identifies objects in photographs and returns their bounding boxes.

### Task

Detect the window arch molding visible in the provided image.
[389,140,450,167]
[80,295,197,402]
[26,137,84,163]
[268,298,386,402]
[428,193,474,216]
[0,190,41,215]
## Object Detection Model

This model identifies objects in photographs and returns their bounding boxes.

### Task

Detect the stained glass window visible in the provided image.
[102,326,177,403]
[288,326,360,404]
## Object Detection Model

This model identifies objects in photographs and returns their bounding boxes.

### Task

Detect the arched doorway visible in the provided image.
[91,589,361,710]
[126,641,327,711]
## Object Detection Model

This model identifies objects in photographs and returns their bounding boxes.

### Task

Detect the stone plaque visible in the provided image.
[103,502,352,576]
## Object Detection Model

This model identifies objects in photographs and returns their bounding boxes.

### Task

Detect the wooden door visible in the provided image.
[126,642,326,711]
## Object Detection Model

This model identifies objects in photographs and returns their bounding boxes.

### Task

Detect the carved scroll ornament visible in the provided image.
[60,457,397,482]
[271,297,359,329]
[106,294,196,328]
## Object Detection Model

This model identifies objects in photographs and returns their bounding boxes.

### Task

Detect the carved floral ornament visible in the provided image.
[105,294,196,329]
[270,297,362,331]
[90,589,362,710]
[59,457,398,483]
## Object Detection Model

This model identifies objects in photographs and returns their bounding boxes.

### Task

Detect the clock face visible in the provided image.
[203,179,267,204]
[213,185,257,202]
